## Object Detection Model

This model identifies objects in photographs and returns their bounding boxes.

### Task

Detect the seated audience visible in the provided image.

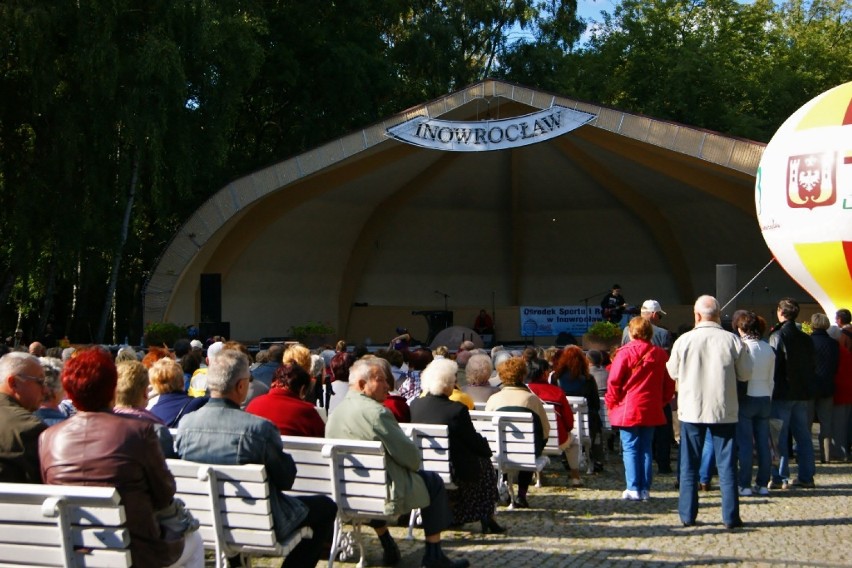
[326,357,470,568]
[114,359,176,458]
[149,358,207,427]
[554,345,605,472]
[326,351,355,413]
[247,362,325,436]
[34,357,70,426]
[177,349,337,568]
[39,348,203,567]
[399,348,433,403]
[0,352,48,482]
[462,354,498,403]
[410,358,503,534]
[485,357,550,508]
[527,358,581,487]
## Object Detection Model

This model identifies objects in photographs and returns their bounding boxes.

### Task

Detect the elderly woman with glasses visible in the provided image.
[39,348,204,567]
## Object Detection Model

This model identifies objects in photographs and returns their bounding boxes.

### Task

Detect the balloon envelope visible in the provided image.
[756,81,852,318]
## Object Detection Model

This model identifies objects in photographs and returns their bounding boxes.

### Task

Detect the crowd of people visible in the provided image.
[1,295,851,566]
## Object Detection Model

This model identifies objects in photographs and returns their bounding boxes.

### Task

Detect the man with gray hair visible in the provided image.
[667,295,752,529]
[326,357,469,568]
[177,349,336,567]
[0,352,48,482]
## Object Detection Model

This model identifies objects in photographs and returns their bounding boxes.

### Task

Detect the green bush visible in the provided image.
[586,320,621,340]
[289,321,335,343]
[144,322,186,347]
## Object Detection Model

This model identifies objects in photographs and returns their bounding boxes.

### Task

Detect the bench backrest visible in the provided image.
[469,410,541,471]
[280,436,390,522]
[167,460,280,553]
[540,403,560,456]
[399,422,454,487]
[566,396,590,443]
[0,482,131,568]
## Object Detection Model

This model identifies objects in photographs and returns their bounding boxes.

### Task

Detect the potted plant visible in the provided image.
[143,322,186,347]
[290,321,336,348]
[582,320,622,351]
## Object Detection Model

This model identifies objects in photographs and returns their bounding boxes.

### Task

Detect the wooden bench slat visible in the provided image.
[0,545,131,568]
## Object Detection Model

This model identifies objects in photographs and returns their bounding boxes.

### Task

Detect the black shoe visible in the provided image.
[481,517,506,534]
[725,519,744,530]
[421,554,470,568]
[593,462,604,473]
[512,496,529,508]
[657,466,673,474]
[382,537,401,566]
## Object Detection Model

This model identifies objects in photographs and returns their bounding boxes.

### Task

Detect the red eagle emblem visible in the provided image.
[786,152,836,209]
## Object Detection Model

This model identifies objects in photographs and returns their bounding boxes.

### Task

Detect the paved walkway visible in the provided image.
[251,449,852,567]
[335,456,852,568]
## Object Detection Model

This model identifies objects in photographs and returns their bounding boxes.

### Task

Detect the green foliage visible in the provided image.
[290,322,335,343]
[586,321,621,340]
[144,322,186,347]
[2,0,849,344]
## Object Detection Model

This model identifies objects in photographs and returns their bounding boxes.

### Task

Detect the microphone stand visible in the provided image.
[579,289,611,330]
[434,290,449,312]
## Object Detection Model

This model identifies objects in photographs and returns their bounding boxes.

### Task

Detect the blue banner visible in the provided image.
[519,305,604,337]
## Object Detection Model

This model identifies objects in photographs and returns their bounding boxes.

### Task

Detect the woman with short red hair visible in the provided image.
[39,348,203,567]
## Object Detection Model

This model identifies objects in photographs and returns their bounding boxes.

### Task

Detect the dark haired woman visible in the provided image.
[246,363,326,437]
[39,348,203,567]
[734,311,776,496]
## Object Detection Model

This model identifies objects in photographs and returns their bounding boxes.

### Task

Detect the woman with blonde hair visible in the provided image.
[606,317,675,500]
[148,358,207,427]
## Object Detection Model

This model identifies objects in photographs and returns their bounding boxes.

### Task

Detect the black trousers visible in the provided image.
[281,495,338,568]
[653,403,674,470]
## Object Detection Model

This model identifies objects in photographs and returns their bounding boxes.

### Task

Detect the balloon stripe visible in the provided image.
[794,241,852,312]
[795,83,852,130]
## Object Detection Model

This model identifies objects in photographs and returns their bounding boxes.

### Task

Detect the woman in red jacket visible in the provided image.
[246,363,325,437]
[606,317,675,501]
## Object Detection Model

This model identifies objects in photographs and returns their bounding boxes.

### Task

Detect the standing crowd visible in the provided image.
[1,296,851,566]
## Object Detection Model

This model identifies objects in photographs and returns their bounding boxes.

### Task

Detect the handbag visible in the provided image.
[156,498,200,541]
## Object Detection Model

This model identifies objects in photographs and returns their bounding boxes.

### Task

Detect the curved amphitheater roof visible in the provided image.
[143,79,807,342]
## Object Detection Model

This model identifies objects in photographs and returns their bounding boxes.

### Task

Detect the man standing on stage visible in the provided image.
[601,284,627,324]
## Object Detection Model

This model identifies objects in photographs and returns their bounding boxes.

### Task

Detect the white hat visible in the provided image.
[190,339,203,350]
[641,300,667,315]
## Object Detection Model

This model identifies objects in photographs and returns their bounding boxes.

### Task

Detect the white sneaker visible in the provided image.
[753,485,769,496]
[622,489,641,501]
[640,490,650,501]
[738,487,753,496]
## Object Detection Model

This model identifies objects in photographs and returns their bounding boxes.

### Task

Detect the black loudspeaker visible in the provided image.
[200,273,222,323]
[199,322,230,342]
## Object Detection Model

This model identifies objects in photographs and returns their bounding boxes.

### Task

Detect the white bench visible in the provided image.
[167,459,311,568]
[566,396,594,473]
[534,404,559,487]
[469,410,548,508]
[599,396,620,455]
[398,422,455,539]
[0,482,131,567]
[280,436,393,568]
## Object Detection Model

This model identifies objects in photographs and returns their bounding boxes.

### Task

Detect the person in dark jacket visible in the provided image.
[148,358,207,427]
[0,352,48,483]
[810,313,839,463]
[410,358,503,534]
[769,298,817,489]
[177,349,336,568]
[39,348,204,567]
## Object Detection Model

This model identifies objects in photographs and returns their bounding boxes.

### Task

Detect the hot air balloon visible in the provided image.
[756,81,852,317]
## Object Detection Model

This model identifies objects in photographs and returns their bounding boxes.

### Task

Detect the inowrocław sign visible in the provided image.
[386,105,596,152]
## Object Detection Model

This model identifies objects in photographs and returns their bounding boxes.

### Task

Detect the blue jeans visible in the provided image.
[737,396,771,488]
[679,422,740,526]
[620,426,655,493]
[699,430,716,484]
[771,400,815,483]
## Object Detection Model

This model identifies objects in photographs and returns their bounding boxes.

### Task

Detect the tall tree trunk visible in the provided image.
[95,150,140,343]
[36,258,57,338]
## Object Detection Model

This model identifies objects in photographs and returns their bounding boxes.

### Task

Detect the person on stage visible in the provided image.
[601,284,627,324]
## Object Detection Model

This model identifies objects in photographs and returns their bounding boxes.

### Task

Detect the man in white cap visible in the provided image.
[621,299,673,351]
[621,300,675,473]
